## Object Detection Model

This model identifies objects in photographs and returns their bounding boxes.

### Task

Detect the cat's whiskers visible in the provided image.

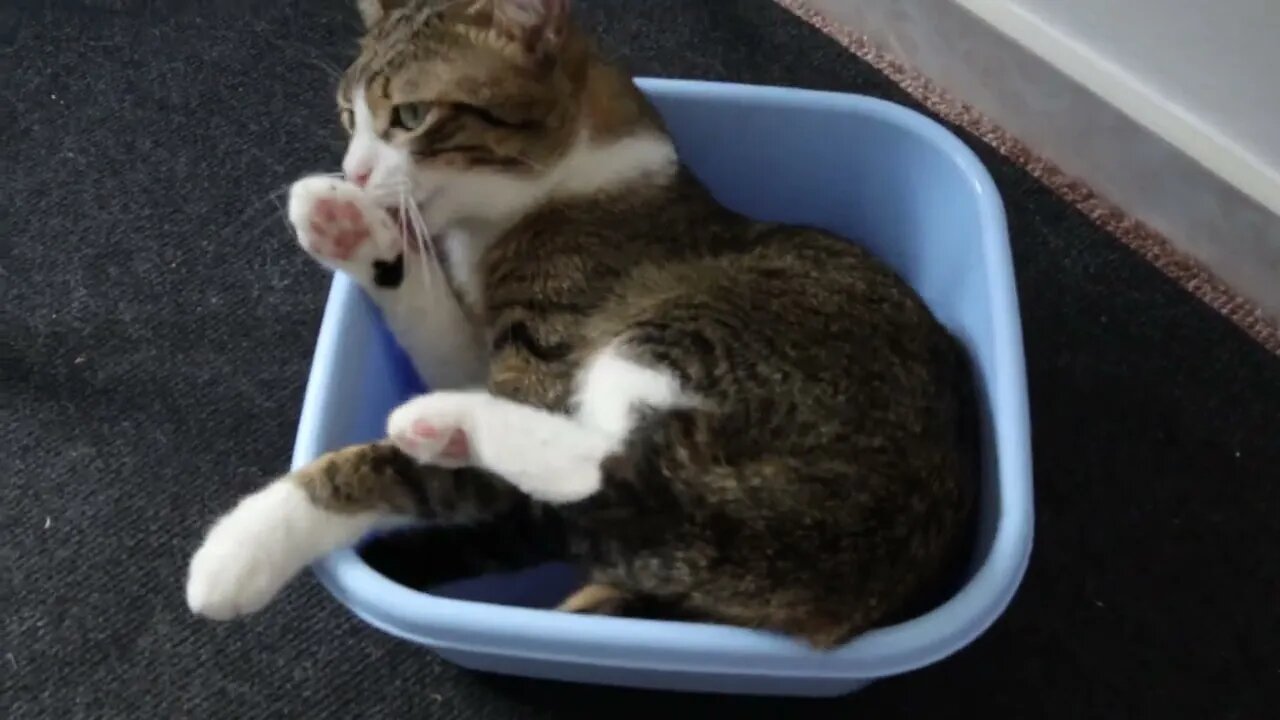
[407,197,443,269]
[398,190,432,294]
[367,180,412,208]
[228,207,290,247]
[219,184,296,242]
[230,172,353,241]
[396,189,412,255]
[399,188,444,291]
[264,35,346,82]
[510,154,549,173]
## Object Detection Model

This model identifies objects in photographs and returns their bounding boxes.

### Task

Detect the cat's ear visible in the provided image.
[356,0,407,28]
[490,0,571,55]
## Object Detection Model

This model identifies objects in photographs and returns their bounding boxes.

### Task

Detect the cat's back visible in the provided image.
[485,170,937,337]
[482,174,960,417]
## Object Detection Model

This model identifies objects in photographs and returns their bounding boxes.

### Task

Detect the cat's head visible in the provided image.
[338,0,670,235]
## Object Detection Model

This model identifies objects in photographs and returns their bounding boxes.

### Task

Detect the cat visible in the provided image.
[184,0,977,649]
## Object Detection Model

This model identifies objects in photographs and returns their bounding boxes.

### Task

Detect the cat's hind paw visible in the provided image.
[186,480,374,620]
[186,482,312,620]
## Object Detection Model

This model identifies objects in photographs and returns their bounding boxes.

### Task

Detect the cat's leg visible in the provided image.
[287,175,486,389]
[386,392,614,505]
[385,343,696,505]
[186,442,519,620]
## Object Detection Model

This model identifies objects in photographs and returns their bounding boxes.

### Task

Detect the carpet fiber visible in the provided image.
[3,1,1278,717]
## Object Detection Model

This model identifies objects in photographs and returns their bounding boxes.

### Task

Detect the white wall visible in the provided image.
[1010,0,1280,176]
[799,0,1280,318]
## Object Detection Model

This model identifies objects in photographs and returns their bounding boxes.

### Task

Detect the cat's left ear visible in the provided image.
[491,0,571,56]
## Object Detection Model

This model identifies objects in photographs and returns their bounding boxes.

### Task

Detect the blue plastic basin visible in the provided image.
[292,79,1033,697]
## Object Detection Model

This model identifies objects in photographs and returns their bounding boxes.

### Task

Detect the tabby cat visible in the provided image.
[185,0,977,648]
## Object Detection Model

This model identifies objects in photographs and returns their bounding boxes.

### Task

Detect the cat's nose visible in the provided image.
[349,170,372,188]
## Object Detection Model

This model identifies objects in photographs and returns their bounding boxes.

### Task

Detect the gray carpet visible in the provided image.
[3,1,1279,717]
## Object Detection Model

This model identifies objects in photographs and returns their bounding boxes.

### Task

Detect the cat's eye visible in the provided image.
[391,102,430,131]
[455,102,539,130]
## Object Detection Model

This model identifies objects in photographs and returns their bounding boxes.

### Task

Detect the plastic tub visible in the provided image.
[292,79,1033,697]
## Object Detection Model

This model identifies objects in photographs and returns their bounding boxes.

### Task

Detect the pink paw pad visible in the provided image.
[306,198,370,261]
[440,430,470,461]
[408,421,470,462]
[411,420,441,439]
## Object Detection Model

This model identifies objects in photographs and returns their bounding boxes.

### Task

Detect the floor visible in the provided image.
[3,1,1278,717]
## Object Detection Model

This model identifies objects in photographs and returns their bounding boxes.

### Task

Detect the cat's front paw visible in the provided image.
[387,392,479,468]
[287,176,399,270]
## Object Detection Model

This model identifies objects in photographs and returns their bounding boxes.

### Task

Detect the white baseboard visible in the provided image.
[801,0,1280,319]
[953,0,1280,216]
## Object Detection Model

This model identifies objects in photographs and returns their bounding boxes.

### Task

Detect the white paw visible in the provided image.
[386,392,484,467]
[186,481,370,621]
[287,176,399,269]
